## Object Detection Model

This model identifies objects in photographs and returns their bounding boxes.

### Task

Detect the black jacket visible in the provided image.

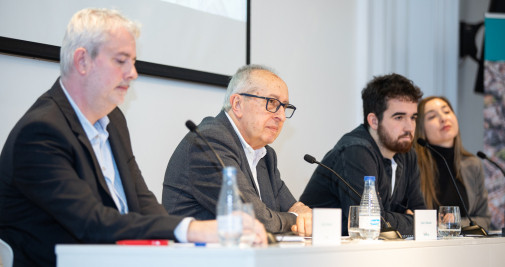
[300,124,425,235]
[0,79,183,266]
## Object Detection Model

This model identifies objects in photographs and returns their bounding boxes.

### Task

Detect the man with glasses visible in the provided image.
[162,64,312,236]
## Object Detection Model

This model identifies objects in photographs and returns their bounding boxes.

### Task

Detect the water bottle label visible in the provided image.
[358,215,380,230]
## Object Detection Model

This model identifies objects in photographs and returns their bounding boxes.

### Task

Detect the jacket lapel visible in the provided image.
[48,78,116,206]
[107,117,139,212]
[216,111,260,196]
[256,156,276,209]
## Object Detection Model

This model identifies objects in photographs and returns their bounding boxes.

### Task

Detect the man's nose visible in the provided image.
[126,63,138,81]
[405,118,415,132]
[274,107,286,121]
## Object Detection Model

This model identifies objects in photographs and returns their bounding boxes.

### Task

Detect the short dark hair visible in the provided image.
[361,73,423,127]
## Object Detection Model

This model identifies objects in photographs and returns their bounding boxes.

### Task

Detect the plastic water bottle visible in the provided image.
[359,176,381,240]
[217,166,243,246]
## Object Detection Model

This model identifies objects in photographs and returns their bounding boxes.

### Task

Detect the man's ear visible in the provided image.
[73,48,89,75]
[367,113,379,130]
[230,94,243,118]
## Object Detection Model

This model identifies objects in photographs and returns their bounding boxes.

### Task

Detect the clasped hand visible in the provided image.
[288,202,312,237]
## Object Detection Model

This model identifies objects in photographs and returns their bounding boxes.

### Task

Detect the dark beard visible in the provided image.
[377,124,413,153]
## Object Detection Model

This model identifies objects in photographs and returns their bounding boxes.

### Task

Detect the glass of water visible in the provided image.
[240,203,256,247]
[438,206,461,238]
[348,205,361,240]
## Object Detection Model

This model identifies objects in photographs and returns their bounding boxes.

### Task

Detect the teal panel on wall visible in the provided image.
[485,14,505,61]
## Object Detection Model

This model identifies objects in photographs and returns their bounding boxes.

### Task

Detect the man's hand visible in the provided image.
[251,219,268,246]
[288,202,312,236]
[187,219,268,246]
[405,209,414,216]
[187,220,219,243]
[441,213,456,223]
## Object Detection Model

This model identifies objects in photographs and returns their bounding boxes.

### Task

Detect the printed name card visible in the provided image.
[414,209,437,240]
[312,208,341,246]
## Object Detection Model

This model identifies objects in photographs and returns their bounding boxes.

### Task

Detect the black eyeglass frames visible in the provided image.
[239,93,296,118]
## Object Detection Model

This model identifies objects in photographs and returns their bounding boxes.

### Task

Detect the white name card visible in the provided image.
[312,208,341,246]
[414,209,437,241]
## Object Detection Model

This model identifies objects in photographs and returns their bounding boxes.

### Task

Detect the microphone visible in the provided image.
[304,154,361,199]
[186,120,249,205]
[477,151,505,236]
[477,151,505,177]
[186,120,225,168]
[304,154,402,240]
[186,120,282,243]
[417,138,487,236]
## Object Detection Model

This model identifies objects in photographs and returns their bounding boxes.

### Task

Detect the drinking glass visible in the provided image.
[438,206,461,238]
[348,205,361,240]
[240,203,256,247]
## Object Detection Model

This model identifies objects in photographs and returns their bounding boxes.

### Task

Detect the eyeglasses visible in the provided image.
[239,93,296,118]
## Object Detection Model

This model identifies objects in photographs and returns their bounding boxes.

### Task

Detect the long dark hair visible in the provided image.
[413,96,473,208]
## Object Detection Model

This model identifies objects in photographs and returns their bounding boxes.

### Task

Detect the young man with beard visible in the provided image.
[300,73,426,236]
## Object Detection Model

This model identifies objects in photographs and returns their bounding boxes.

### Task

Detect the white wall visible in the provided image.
[250,0,362,198]
[364,0,459,101]
[0,0,465,202]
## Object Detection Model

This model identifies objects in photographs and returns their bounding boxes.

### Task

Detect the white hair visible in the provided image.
[222,64,278,111]
[60,8,140,77]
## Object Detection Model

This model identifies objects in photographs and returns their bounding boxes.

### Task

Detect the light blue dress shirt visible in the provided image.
[60,81,128,214]
[60,80,191,241]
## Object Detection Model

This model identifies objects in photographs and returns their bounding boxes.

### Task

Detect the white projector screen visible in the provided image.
[0,0,248,86]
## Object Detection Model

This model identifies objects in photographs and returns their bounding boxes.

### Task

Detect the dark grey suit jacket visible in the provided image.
[0,79,183,267]
[460,155,491,229]
[163,111,297,233]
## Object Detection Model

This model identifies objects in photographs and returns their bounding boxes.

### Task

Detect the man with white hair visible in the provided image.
[0,8,266,266]
[163,65,312,236]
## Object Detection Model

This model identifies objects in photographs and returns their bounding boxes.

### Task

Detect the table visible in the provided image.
[56,237,505,267]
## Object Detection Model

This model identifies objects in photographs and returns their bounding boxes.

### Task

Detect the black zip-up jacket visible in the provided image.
[300,124,426,236]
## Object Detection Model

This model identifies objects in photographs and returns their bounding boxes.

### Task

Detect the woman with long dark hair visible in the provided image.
[414,96,490,230]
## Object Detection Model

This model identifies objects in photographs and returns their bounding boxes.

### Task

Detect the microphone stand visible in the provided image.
[304,154,403,240]
[477,151,505,177]
[186,120,277,243]
[186,120,225,167]
[477,151,505,236]
[417,139,487,236]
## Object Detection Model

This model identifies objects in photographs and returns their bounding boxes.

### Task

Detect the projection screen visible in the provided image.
[0,0,248,86]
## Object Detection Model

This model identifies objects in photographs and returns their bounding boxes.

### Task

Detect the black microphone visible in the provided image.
[417,138,487,236]
[187,120,280,243]
[477,151,505,177]
[304,154,361,199]
[186,120,225,168]
[186,120,249,204]
[304,154,402,240]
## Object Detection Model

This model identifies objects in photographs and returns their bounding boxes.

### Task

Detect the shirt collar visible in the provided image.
[60,79,110,141]
[224,112,266,159]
